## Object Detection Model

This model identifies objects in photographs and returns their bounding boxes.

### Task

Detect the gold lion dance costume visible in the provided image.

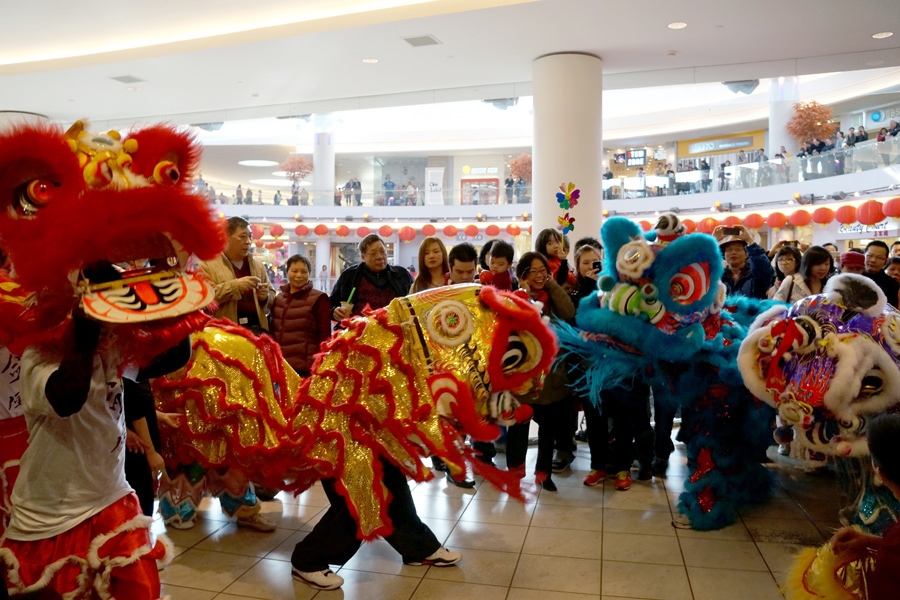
[155,283,556,538]
[0,119,224,600]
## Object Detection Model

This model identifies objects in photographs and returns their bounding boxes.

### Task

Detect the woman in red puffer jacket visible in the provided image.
[270,255,333,377]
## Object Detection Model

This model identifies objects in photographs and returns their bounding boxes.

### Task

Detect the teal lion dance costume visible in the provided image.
[557,216,777,530]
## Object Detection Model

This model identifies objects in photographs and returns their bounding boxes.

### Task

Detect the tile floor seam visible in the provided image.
[740,512,784,592]
[665,473,697,600]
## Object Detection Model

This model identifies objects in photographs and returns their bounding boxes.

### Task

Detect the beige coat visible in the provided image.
[200,254,275,330]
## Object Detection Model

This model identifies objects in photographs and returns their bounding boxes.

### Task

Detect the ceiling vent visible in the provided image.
[110,75,145,84]
[191,122,223,132]
[723,80,759,94]
[403,35,442,47]
[483,98,519,110]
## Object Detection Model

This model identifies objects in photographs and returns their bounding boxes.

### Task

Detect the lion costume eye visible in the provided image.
[16,179,58,216]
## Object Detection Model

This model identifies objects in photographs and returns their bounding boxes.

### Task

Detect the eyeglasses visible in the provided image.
[528,268,548,277]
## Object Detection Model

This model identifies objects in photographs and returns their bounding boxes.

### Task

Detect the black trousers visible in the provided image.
[291,460,440,571]
[581,395,609,472]
[599,382,653,473]
[124,450,155,517]
[506,402,568,476]
[653,391,679,461]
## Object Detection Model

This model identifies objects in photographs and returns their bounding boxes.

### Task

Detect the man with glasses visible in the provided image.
[864,241,899,308]
[330,234,413,321]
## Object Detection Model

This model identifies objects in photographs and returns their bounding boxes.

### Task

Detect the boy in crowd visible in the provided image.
[447,243,478,285]
[480,240,518,291]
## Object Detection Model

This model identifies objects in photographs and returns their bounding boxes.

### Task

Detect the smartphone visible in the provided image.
[592,261,603,270]
[787,240,799,247]
[723,226,741,236]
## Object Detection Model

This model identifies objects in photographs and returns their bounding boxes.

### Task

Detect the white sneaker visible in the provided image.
[236,513,276,532]
[291,567,344,590]
[404,547,463,567]
[165,517,195,530]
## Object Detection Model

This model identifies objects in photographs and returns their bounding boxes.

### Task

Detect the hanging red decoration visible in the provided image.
[857,200,885,226]
[722,216,742,227]
[506,224,521,236]
[766,212,787,230]
[811,207,835,227]
[485,224,501,237]
[422,224,436,236]
[379,225,393,237]
[295,224,309,237]
[398,226,417,243]
[743,213,765,229]
[314,224,329,237]
[251,225,264,240]
[254,240,264,248]
[269,224,285,238]
[835,205,857,225]
[528,225,532,235]
[638,220,652,232]
[682,219,696,234]
[697,217,720,234]
[335,225,350,238]
[883,198,900,220]
[356,226,371,237]
[265,242,277,250]
[464,224,479,237]
[789,210,811,227]
[274,240,284,249]
[443,225,458,237]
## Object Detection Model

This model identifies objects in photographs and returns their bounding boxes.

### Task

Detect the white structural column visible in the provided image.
[768,77,799,156]
[532,53,603,244]
[312,113,336,207]
[316,237,332,292]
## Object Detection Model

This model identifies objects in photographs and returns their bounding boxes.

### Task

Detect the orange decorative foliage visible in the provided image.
[507,153,532,182]
[278,154,314,183]
[785,101,838,144]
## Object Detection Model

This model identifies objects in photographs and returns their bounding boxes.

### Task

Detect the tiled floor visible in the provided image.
[157,436,844,600]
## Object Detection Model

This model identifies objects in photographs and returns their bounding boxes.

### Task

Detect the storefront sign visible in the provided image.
[687,136,754,155]
[462,165,499,175]
[837,221,895,238]
[425,167,444,206]
[869,104,900,129]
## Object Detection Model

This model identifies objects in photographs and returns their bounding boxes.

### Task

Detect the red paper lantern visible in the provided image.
[789,210,811,227]
[528,225,532,235]
[274,240,284,248]
[443,225,458,237]
[638,220,652,232]
[422,224,436,236]
[766,212,787,230]
[697,217,720,234]
[314,224,329,237]
[812,207,835,227]
[265,242,277,250]
[379,225,393,237]
[835,205,857,225]
[857,200,885,226]
[254,240,264,248]
[356,226,371,238]
[269,224,285,238]
[883,197,900,219]
[743,213,765,229]
[506,224,521,236]
[251,225,264,240]
[485,224,501,237]
[682,219,696,234]
[464,224,479,237]
[335,225,350,238]
[722,216,742,227]
[295,224,309,237]
[398,226,417,243]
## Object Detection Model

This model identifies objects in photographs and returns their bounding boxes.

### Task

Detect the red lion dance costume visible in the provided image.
[0,119,224,600]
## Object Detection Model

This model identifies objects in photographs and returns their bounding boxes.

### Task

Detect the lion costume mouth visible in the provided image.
[79,232,214,323]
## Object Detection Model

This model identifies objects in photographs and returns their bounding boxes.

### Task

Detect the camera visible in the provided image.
[592,261,603,271]
[723,226,741,236]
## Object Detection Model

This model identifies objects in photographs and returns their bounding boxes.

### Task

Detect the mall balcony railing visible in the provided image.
[207,186,533,207]
[603,137,900,200]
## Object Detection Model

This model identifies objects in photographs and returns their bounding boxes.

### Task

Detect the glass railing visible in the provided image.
[201,185,535,207]
[602,136,900,199]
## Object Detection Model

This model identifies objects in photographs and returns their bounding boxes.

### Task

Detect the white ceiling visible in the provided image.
[2,0,899,126]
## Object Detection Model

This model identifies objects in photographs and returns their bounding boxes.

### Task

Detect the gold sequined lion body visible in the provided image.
[153,284,556,538]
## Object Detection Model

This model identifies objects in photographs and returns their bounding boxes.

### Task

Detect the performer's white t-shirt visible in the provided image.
[0,346,23,420]
[6,342,133,540]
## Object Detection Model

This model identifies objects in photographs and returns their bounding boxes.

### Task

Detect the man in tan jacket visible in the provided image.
[201,216,275,334]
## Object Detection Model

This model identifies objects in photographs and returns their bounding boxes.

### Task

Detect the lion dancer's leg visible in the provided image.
[158,463,205,530]
[207,469,275,532]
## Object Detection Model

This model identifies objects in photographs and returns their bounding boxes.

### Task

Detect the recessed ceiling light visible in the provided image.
[127,87,142,92]
[872,32,893,39]
[362,58,379,64]
[239,160,279,167]
[668,22,687,30]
